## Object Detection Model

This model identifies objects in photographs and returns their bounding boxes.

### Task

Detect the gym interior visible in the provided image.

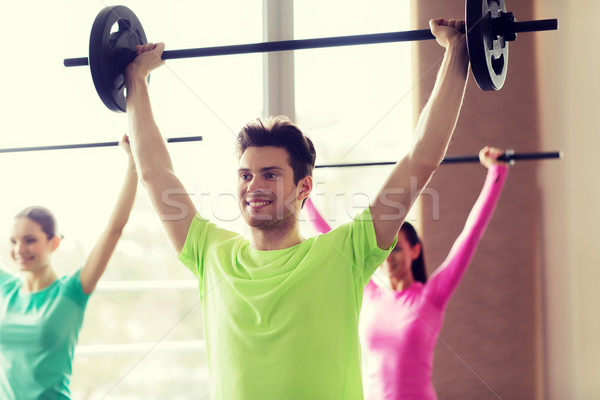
[0,1,596,399]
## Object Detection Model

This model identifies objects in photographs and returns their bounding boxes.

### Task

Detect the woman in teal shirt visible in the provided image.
[0,136,138,399]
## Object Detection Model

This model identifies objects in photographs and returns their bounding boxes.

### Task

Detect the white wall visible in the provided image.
[537,1,600,399]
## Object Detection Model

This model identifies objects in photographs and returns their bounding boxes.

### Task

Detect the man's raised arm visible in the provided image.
[125,43,197,253]
[371,18,469,249]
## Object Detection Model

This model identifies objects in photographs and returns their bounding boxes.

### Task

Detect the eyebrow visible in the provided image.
[237,166,285,173]
[9,235,36,241]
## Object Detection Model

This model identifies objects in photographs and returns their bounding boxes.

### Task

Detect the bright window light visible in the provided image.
[294,0,414,232]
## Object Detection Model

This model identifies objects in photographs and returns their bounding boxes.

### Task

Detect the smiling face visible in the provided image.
[382,230,420,281]
[9,217,59,273]
[237,146,311,230]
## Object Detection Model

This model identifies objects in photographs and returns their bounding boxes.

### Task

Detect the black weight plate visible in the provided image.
[466,0,508,90]
[89,6,148,112]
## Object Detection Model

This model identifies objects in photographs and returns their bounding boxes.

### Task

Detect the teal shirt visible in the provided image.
[178,207,395,400]
[0,268,90,400]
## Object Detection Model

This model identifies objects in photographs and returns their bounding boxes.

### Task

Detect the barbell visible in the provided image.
[315,150,562,168]
[64,0,558,113]
[0,135,560,168]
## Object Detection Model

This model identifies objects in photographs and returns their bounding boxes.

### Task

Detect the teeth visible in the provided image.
[249,201,271,207]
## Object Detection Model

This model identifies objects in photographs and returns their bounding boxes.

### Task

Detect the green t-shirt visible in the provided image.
[0,268,90,400]
[178,207,393,399]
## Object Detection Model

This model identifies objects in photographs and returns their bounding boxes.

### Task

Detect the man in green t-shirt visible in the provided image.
[124,18,468,400]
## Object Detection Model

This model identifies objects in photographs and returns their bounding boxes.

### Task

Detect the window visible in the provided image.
[294,0,414,232]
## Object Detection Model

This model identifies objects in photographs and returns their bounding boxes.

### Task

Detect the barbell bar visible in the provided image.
[0,137,560,169]
[315,150,562,169]
[63,1,559,112]
[63,20,557,67]
[0,136,202,154]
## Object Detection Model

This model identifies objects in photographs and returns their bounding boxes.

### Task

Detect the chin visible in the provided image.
[385,266,408,280]
[247,220,272,229]
[383,263,396,273]
[18,264,33,272]
[244,213,274,228]
[247,213,295,231]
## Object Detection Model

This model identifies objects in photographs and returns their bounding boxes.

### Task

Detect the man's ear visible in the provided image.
[297,175,313,201]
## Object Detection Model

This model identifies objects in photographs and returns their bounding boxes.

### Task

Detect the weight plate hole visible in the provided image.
[491,54,505,76]
[110,21,119,35]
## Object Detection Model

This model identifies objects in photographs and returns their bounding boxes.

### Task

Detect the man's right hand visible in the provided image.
[125,42,166,79]
[429,18,466,51]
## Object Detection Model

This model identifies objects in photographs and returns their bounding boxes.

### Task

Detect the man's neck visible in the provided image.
[249,217,304,251]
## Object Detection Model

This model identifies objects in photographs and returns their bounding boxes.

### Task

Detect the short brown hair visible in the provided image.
[235,116,316,184]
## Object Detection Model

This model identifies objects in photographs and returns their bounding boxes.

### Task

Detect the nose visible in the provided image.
[247,176,257,192]
[247,176,267,194]
[11,240,25,256]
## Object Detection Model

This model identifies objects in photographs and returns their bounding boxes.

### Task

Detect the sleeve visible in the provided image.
[326,207,396,288]
[64,268,92,307]
[178,214,239,288]
[425,164,509,308]
[178,214,209,279]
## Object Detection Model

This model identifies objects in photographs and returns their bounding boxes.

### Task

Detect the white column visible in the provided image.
[262,0,296,120]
